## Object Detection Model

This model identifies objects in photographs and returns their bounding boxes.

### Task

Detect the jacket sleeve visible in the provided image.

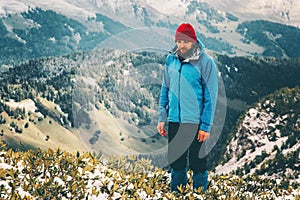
[200,56,218,133]
[158,63,170,122]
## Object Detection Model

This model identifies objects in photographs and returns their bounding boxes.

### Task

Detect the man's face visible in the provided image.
[175,40,194,56]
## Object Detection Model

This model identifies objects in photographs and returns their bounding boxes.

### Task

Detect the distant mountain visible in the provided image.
[0,0,300,186]
[215,87,300,186]
[0,49,167,156]
[237,20,300,57]
[142,0,300,26]
[0,8,129,65]
[207,54,300,168]
[1,48,300,168]
[1,0,300,66]
[202,0,300,26]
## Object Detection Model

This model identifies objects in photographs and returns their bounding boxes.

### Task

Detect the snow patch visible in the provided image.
[105,60,114,67]
[6,99,37,113]
[0,0,96,21]
[142,0,187,16]
[215,101,293,175]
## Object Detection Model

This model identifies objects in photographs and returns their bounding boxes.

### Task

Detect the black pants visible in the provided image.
[168,122,207,172]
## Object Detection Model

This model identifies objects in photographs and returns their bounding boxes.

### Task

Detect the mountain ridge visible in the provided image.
[1,48,300,171]
[215,87,300,186]
[2,0,299,26]
[0,1,299,196]
[1,0,300,65]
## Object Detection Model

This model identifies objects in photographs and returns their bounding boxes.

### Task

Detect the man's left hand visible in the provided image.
[197,130,210,142]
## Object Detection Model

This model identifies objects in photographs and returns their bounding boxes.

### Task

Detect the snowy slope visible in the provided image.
[0,0,96,21]
[205,0,300,26]
[0,0,165,27]
[1,0,299,60]
[215,105,289,174]
[142,0,300,26]
[1,0,300,26]
[142,0,188,17]
[215,87,300,184]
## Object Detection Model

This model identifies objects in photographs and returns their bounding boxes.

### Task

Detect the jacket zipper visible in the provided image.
[178,62,183,122]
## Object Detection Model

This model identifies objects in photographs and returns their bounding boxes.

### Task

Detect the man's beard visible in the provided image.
[177,46,195,60]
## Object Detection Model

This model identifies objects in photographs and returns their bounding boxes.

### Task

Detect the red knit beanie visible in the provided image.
[175,23,197,43]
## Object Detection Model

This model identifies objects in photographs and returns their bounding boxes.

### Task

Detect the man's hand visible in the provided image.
[157,122,167,137]
[197,130,210,142]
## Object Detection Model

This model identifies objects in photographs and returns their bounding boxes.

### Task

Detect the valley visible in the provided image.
[0,0,299,198]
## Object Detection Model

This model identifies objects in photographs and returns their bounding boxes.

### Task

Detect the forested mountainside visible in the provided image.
[216,87,300,186]
[1,48,300,170]
[208,54,300,168]
[1,1,300,199]
[0,8,129,65]
[1,4,300,65]
[237,20,300,57]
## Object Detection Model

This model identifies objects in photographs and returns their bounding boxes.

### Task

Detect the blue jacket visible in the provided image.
[158,40,218,133]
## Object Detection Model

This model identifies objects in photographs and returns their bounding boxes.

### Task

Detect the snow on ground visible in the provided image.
[142,0,187,16]
[5,99,37,113]
[0,0,96,20]
[215,136,288,175]
[215,103,291,175]
[1,150,299,199]
[0,1,28,16]
[204,0,300,26]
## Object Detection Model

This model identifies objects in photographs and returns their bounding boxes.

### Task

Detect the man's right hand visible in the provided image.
[157,122,167,137]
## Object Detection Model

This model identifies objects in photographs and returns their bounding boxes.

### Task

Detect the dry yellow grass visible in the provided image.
[0,98,87,153]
